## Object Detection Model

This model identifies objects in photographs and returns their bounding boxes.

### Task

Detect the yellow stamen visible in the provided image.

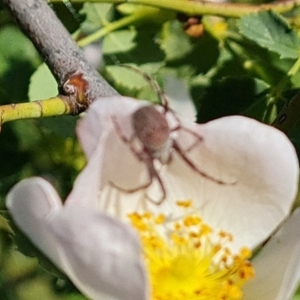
[128,201,255,300]
[176,199,193,208]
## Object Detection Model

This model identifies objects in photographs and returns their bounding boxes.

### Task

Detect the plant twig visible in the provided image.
[59,0,300,18]
[78,13,139,47]
[3,0,118,114]
[0,97,74,127]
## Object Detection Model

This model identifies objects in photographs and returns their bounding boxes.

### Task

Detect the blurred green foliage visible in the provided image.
[0,2,86,299]
[1,0,300,299]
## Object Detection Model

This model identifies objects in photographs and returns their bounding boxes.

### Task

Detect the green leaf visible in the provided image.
[105,63,163,91]
[39,116,78,138]
[28,63,58,101]
[0,25,40,67]
[80,3,114,33]
[160,20,194,61]
[0,214,13,234]
[102,29,137,54]
[51,2,83,33]
[0,25,41,103]
[196,76,270,123]
[291,279,300,300]
[105,63,165,102]
[238,10,300,59]
[64,294,89,300]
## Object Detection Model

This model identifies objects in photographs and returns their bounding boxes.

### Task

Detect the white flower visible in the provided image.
[6,96,300,299]
[6,177,148,300]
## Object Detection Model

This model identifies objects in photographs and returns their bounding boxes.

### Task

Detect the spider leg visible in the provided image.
[173,141,233,185]
[111,115,148,161]
[109,179,152,194]
[109,160,167,205]
[166,107,203,153]
[111,115,133,144]
[119,64,170,111]
[171,125,204,153]
[144,162,166,205]
[111,114,167,204]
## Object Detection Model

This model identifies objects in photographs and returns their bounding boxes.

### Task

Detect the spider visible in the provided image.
[110,66,231,204]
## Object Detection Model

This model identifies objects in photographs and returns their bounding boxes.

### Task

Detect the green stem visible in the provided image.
[288,56,300,77]
[78,6,173,47]
[54,0,300,18]
[272,92,300,134]
[0,97,72,126]
[271,57,300,133]
[269,55,300,105]
[78,13,142,47]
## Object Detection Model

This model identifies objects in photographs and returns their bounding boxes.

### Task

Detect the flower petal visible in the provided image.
[6,177,63,264]
[77,96,298,252]
[77,96,146,158]
[243,207,300,300]
[77,96,151,188]
[50,206,148,300]
[163,75,196,120]
[164,116,299,250]
[75,96,156,213]
[7,177,148,300]
[65,136,104,209]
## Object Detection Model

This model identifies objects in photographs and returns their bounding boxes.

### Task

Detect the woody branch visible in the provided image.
[1,0,118,125]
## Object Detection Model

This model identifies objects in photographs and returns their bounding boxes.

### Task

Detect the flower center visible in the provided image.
[128,200,255,300]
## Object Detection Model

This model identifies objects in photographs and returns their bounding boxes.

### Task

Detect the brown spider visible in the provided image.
[109,67,231,204]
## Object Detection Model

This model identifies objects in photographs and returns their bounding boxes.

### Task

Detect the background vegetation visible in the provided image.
[1,0,300,298]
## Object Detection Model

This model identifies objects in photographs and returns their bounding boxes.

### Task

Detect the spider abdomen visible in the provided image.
[133,106,171,154]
